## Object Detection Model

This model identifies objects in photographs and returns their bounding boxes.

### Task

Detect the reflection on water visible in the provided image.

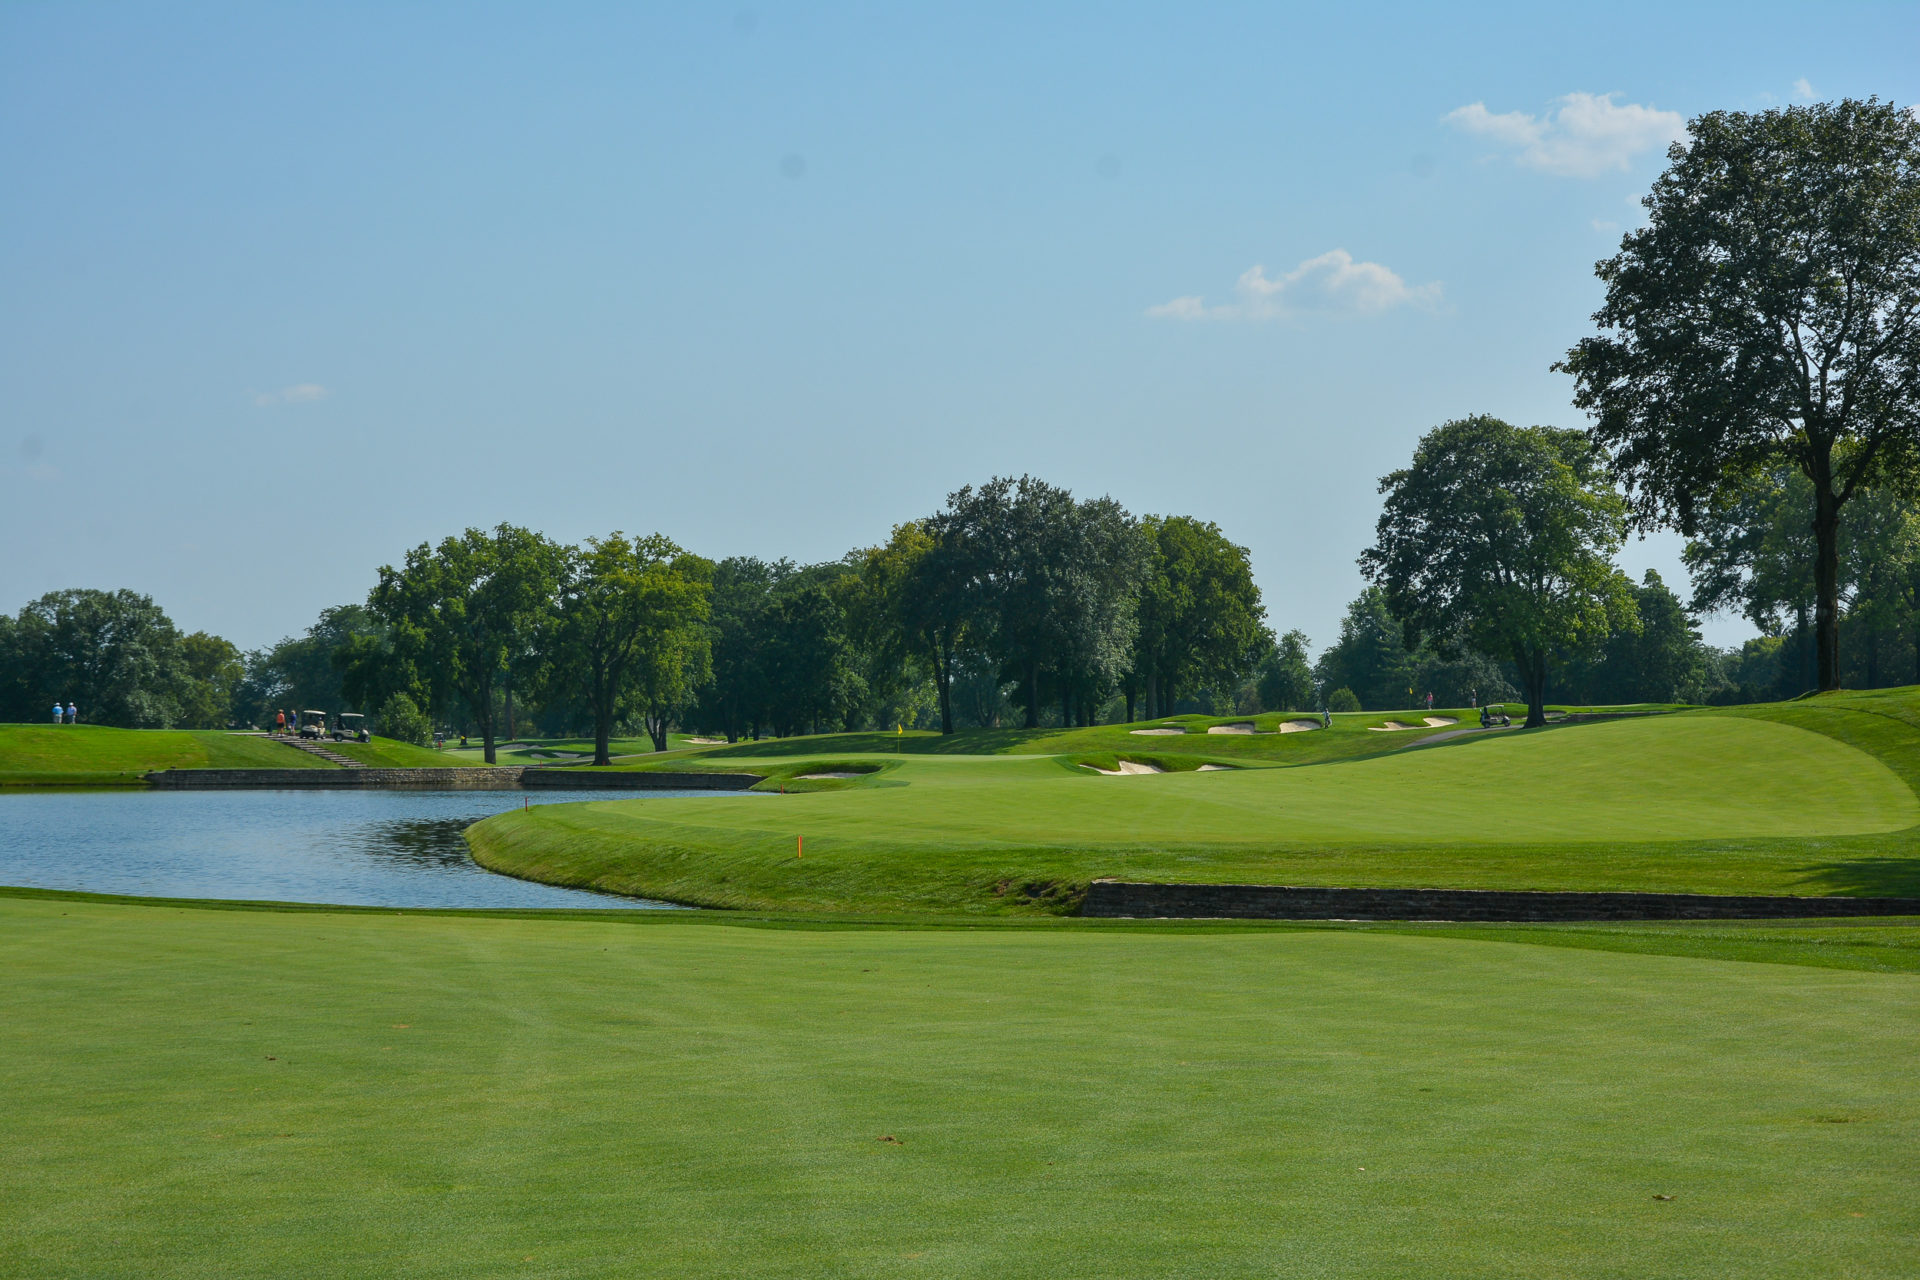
[0,788,723,909]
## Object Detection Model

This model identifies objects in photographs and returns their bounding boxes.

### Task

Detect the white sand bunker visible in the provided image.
[1278,719,1323,733]
[1083,760,1166,775]
[796,771,870,780]
[1206,722,1256,735]
[1368,721,1421,731]
[685,736,725,745]
[1423,716,1457,727]
[1129,727,1187,736]
[1196,763,1235,771]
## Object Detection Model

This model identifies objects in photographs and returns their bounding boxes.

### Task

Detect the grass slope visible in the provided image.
[470,695,1920,913]
[3,895,1913,1278]
[0,724,331,786]
[326,736,495,768]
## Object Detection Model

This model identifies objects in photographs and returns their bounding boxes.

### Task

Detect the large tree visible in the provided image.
[1130,515,1270,721]
[0,589,189,727]
[1361,416,1635,727]
[939,476,1144,729]
[855,521,973,735]
[369,524,567,763]
[1680,466,1822,694]
[552,533,710,765]
[1560,98,1920,691]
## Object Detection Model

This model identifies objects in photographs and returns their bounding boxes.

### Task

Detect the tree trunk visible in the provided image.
[1124,688,1136,724]
[1811,470,1842,692]
[1517,647,1548,728]
[934,637,954,735]
[591,678,612,766]
[1023,660,1039,729]
[505,678,515,741]
[645,709,668,752]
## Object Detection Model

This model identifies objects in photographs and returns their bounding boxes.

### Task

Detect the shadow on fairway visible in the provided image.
[1797,856,1920,899]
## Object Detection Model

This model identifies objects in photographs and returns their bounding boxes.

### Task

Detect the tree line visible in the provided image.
[5,99,1917,738]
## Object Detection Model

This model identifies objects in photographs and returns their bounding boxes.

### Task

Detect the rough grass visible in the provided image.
[470,697,1920,913]
[0,724,331,785]
[2,893,1914,1279]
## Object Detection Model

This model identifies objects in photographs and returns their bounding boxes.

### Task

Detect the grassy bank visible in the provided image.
[469,693,1920,913]
[3,892,1913,1278]
[0,724,331,786]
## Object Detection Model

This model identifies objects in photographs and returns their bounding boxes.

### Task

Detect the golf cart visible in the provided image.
[296,709,330,740]
[1479,704,1512,728]
[332,712,370,743]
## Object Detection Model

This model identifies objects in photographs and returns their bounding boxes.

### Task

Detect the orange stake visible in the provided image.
[797,835,803,859]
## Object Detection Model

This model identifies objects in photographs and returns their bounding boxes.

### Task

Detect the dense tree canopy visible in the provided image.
[369,525,569,763]
[1561,98,1920,691]
[1129,516,1271,723]
[1362,416,1636,726]
[552,533,711,765]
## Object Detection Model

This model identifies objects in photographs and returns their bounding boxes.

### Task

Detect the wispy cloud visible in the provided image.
[254,383,329,406]
[1793,77,1817,101]
[1444,92,1685,178]
[1148,250,1440,322]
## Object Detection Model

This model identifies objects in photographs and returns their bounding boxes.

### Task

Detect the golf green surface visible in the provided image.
[470,700,1920,912]
[4,894,1914,1279]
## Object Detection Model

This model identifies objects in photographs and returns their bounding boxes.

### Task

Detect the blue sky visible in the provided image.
[3,1,1915,653]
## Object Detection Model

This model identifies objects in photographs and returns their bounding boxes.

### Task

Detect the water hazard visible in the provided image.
[0,788,720,909]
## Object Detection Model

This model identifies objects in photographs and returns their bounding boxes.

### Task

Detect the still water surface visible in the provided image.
[0,788,713,909]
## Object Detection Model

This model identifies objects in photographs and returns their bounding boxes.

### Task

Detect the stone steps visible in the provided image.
[270,734,365,768]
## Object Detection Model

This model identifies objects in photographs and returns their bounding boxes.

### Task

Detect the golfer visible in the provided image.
[53,700,64,725]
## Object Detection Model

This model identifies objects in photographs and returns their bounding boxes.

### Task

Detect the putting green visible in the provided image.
[3,896,1915,1278]
[470,712,1920,911]
[593,717,1909,846]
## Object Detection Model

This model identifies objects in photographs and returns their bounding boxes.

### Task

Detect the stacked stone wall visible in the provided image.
[1079,880,1920,922]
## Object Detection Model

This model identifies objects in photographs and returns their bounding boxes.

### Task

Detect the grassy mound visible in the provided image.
[469,693,1920,913]
[0,724,331,786]
[4,892,1915,1277]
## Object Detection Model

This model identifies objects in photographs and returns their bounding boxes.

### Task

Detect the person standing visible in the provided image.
[275,709,286,735]
[66,702,77,725]
[53,700,64,725]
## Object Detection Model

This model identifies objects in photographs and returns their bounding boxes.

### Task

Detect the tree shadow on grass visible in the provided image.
[1793,856,1920,900]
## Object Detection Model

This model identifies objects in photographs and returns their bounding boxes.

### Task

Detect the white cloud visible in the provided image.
[254,383,329,406]
[1148,249,1440,321]
[1592,218,1621,235]
[1145,295,1207,320]
[1444,92,1685,178]
[1793,77,1816,101]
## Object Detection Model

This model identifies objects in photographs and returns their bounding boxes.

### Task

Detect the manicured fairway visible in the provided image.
[471,706,1920,911]
[0,724,329,785]
[2,894,1914,1279]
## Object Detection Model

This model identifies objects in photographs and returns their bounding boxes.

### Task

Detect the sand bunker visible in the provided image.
[1423,716,1458,727]
[1196,763,1235,771]
[1129,727,1187,736]
[1368,721,1421,731]
[1206,722,1257,735]
[796,771,870,780]
[1278,719,1323,733]
[1083,760,1167,775]
[685,736,725,745]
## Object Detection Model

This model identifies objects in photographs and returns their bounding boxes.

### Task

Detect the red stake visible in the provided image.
[797,835,803,859]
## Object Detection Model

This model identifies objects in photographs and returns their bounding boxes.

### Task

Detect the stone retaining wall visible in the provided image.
[1079,880,1920,922]
[144,767,762,791]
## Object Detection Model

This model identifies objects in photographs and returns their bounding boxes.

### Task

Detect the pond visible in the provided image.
[0,789,719,909]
